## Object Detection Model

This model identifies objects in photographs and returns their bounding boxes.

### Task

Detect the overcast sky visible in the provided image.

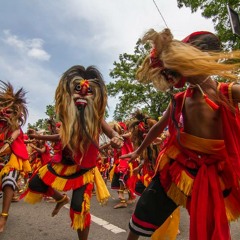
[0,0,215,131]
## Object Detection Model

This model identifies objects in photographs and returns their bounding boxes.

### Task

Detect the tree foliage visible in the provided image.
[107,39,170,121]
[177,0,240,50]
[27,104,56,131]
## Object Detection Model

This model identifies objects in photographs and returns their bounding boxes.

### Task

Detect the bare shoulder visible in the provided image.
[231,83,240,104]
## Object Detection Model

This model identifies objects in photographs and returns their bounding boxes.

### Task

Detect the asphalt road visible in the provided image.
[0,182,240,240]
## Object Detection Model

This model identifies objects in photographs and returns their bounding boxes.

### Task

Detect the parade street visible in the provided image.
[1,182,240,240]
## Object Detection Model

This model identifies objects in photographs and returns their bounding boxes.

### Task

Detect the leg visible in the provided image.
[71,184,92,239]
[114,182,127,209]
[0,185,14,232]
[0,169,20,232]
[127,189,136,204]
[77,227,90,240]
[51,191,70,217]
[28,173,69,216]
[127,230,139,240]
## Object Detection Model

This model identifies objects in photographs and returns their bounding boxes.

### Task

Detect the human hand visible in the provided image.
[120,151,139,163]
[110,136,124,149]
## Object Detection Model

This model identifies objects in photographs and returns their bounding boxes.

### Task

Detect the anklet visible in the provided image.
[56,194,67,203]
[1,213,8,218]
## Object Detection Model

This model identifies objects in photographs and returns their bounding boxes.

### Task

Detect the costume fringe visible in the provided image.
[0,153,31,179]
[94,167,110,205]
[24,190,43,204]
[176,170,194,196]
[70,183,92,230]
[22,159,32,173]
[70,210,91,231]
[167,183,187,207]
[224,194,240,221]
[109,164,116,182]
[169,162,194,197]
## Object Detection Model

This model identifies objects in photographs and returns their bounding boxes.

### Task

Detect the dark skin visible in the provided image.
[123,76,240,163]
[122,75,240,240]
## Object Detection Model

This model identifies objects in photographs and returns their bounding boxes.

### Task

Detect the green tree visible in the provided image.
[107,39,170,121]
[177,0,240,50]
[27,104,56,132]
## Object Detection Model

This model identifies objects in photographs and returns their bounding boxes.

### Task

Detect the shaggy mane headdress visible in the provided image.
[0,80,28,130]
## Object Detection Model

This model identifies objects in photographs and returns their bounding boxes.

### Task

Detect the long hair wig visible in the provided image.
[137,28,240,92]
[0,80,28,131]
[55,65,107,155]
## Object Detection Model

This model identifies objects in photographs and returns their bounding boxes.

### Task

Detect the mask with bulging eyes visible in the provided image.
[73,79,93,108]
[0,108,14,120]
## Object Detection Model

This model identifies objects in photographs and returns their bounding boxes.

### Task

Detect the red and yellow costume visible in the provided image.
[110,122,137,202]
[24,66,110,232]
[0,124,31,187]
[130,82,240,240]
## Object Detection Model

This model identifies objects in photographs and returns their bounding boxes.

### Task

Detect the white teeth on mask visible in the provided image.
[76,99,87,104]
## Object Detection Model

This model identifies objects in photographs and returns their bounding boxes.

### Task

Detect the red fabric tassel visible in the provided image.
[203,94,219,110]
[189,164,230,240]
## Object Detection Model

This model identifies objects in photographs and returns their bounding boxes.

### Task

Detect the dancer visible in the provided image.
[109,121,137,208]
[0,80,31,232]
[122,29,240,240]
[24,65,123,240]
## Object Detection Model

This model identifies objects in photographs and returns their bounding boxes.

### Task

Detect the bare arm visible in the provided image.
[0,129,21,154]
[101,119,118,138]
[101,119,123,148]
[29,144,46,154]
[28,134,60,142]
[135,106,170,155]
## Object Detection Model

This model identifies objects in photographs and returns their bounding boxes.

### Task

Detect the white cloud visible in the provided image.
[0,0,216,129]
[2,30,50,61]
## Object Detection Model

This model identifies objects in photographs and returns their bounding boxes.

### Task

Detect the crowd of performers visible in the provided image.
[0,27,240,240]
[0,74,172,238]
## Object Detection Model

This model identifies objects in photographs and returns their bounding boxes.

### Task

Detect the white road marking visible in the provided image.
[64,204,126,234]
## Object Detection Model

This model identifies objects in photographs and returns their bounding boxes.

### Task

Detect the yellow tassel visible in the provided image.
[177,170,194,196]
[24,191,43,204]
[109,164,116,182]
[0,154,29,179]
[72,213,86,231]
[167,183,187,207]
[82,170,95,184]
[224,196,240,221]
[94,167,110,205]
[157,145,180,172]
[72,188,91,230]
[22,160,32,173]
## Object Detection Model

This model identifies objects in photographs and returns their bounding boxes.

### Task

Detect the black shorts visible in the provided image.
[129,175,177,237]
